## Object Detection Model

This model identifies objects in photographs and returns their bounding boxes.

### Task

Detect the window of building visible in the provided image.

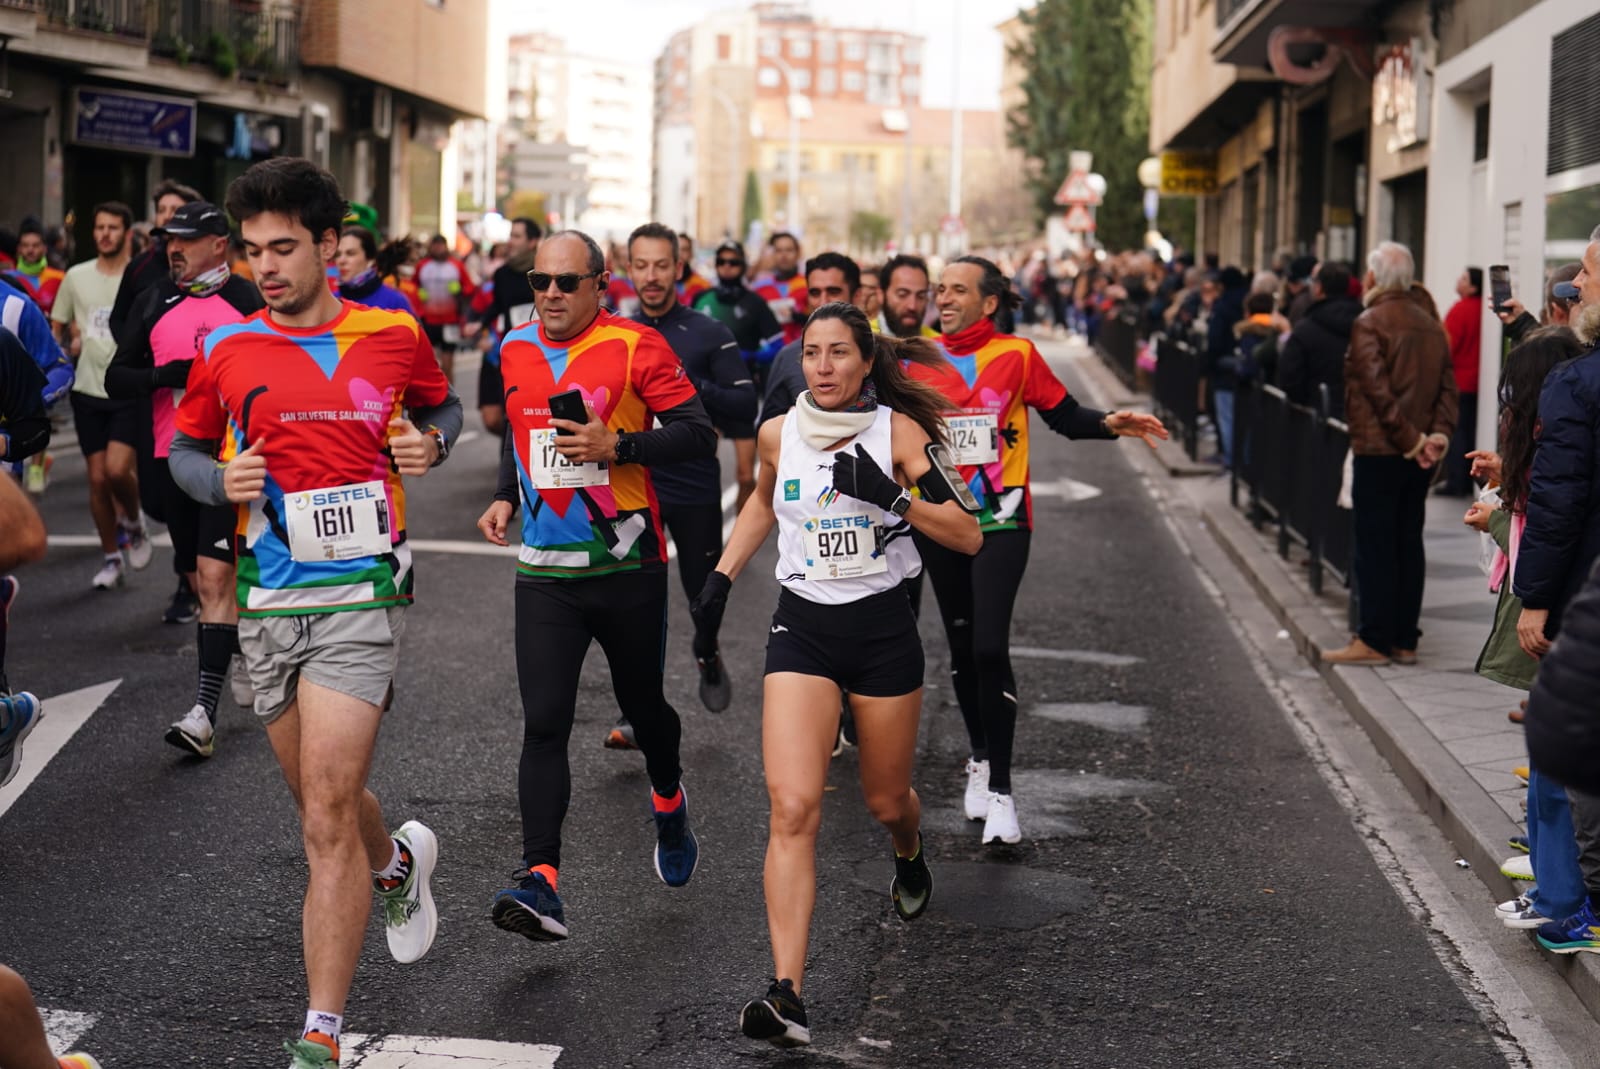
[1473,101,1490,162]
[789,35,811,59]
[903,42,920,65]
[761,34,779,57]
[818,34,836,62]
[903,75,920,98]
[818,68,836,95]
[843,36,864,61]
[791,69,810,90]
[717,34,731,61]
[842,70,863,93]
[867,72,894,105]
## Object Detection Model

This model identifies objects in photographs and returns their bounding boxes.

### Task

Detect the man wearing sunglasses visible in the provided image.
[476,229,716,946]
[693,239,782,509]
[625,222,755,716]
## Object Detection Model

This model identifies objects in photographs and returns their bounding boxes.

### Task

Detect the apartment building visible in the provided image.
[0,0,488,245]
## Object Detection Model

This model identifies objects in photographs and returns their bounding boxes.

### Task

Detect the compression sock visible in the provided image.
[196,623,235,723]
[372,838,415,893]
[652,786,684,813]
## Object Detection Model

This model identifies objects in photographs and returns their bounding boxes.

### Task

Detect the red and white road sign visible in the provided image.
[1054,170,1100,206]
[1063,203,1096,231]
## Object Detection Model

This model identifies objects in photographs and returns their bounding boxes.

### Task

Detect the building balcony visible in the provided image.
[0,0,150,40]
[149,0,299,84]
[1214,0,1375,68]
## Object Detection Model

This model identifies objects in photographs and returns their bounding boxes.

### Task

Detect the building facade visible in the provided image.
[0,0,488,248]
[501,32,653,244]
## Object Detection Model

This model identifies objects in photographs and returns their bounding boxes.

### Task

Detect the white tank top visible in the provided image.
[774,405,921,605]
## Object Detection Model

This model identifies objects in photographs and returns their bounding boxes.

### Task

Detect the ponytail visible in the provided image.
[375,235,415,280]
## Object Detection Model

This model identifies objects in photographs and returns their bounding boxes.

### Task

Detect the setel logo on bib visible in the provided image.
[800,512,885,581]
[286,480,391,562]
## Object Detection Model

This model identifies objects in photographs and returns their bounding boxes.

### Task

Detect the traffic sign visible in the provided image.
[940,213,966,236]
[1054,170,1100,207]
[1063,203,1096,231]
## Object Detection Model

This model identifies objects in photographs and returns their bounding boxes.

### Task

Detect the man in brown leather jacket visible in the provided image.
[1325,241,1458,666]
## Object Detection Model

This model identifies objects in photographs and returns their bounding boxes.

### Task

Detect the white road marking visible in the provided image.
[456,429,482,447]
[42,1008,97,1056]
[1010,646,1141,667]
[0,680,120,820]
[1029,476,1103,503]
[342,1033,562,1067]
[50,533,172,549]
[409,538,520,558]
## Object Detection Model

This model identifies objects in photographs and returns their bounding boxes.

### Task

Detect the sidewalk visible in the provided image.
[1064,337,1600,1021]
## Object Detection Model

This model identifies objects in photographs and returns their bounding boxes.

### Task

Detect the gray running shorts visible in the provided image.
[238,606,406,723]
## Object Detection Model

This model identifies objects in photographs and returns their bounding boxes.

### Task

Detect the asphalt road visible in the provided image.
[1,350,1514,1068]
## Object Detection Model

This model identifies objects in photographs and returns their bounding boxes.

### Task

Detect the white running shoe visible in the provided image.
[91,558,125,590]
[982,792,1021,845]
[229,660,255,711]
[122,523,153,570]
[963,758,991,821]
[380,820,439,964]
[165,704,215,757]
[1500,854,1534,881]
[1497,895,1550,929]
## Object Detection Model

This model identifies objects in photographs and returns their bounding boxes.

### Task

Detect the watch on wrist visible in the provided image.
[424,427,449,465]
[889,488,913,517]
[613,431,641,465]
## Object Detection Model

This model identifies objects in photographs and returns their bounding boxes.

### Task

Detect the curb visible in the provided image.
[1058,341,1600,1024]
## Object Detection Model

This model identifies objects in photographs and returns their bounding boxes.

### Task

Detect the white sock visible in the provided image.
[303,1009,342,1044]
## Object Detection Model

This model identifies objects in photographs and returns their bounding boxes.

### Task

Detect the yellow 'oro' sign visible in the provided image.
[1159,151,1218,196]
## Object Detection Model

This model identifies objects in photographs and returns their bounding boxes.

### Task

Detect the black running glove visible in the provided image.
[691,570,732,637]
[831,443,902,512]
[151,358,194,390]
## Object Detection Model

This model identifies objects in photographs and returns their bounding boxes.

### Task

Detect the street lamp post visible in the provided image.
[761,54,806,234]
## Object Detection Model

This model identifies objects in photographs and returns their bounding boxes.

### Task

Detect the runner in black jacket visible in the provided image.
[627,223,756,716]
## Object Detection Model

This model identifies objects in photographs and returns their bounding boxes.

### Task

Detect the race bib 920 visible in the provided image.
[801,512,886,581]
[529,428,609,490]
[285,480,390,562]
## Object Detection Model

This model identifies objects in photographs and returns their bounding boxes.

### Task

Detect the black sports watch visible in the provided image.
[889,488,913,518]
[613,431,641,465]
[424,427,450,466]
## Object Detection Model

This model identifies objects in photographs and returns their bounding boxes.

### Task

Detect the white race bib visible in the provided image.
[285,480,390,563]
[529,428,610,490]
[442,323,463,345]
[947,412,999,466]
[770,296,796,324]
[801,512,887,581]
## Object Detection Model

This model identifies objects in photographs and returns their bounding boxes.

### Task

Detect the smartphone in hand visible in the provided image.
[548,389,589,436]
[1489,264,1512,313]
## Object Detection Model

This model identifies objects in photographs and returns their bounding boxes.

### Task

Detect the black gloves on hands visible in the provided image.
[152,359,194,390]
[691,570,732,638]
[831,443,903,512]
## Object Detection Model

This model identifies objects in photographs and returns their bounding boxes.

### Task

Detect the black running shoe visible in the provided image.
[891,835,933,921]
[740,978,810,1048]
[162,577,199,625]
[696,651,731,713]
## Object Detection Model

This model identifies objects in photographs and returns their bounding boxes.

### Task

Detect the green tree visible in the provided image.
[1008,0,1152,251]
[741,170,764,235]
[849,210,893,251]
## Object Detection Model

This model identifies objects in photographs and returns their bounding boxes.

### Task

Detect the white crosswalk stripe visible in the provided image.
[0,680,120,819]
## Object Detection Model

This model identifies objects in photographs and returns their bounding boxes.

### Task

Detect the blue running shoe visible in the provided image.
[0,692,41,789]
[1536,901,1600,954]
[491,869,568,942]
[653,787,699,887]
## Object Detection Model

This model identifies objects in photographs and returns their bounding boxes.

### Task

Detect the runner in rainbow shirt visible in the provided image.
[903,256,1167,846]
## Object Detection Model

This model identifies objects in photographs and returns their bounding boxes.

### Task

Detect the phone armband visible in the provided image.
[918,442,982,514]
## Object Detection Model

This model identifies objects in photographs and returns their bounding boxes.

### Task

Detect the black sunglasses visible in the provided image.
[528,270,601,293]
[716,258,744,268]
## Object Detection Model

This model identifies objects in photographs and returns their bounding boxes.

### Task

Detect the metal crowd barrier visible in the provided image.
[1233,381,1352,596]
[1093,305,1140,389]
[1151,332,1201,460]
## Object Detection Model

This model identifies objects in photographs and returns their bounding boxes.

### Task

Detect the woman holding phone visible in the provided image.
[690,301,981,1048]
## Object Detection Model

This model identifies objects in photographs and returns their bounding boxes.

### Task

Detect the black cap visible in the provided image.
[1288,255,1318,283]
[153,202,229,239]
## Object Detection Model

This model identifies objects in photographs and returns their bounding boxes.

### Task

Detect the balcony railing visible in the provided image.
[150,0,299,83]
[39,0,150,39]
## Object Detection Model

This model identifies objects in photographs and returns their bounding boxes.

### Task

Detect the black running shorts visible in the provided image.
[197,502,237,564]
[764,586,924,697]
[69,391,140,456]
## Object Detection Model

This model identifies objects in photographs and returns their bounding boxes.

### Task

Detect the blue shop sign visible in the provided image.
[71,87,197,157]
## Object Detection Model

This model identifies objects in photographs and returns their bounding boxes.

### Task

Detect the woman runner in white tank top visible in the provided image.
[690,301,981,1048]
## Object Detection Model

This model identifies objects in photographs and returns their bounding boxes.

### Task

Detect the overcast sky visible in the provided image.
[500,0,1031,111]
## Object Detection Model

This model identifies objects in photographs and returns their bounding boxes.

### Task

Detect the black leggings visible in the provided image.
[915,528,1031,794]
[660,501,724,658]
[514,571,683,869]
